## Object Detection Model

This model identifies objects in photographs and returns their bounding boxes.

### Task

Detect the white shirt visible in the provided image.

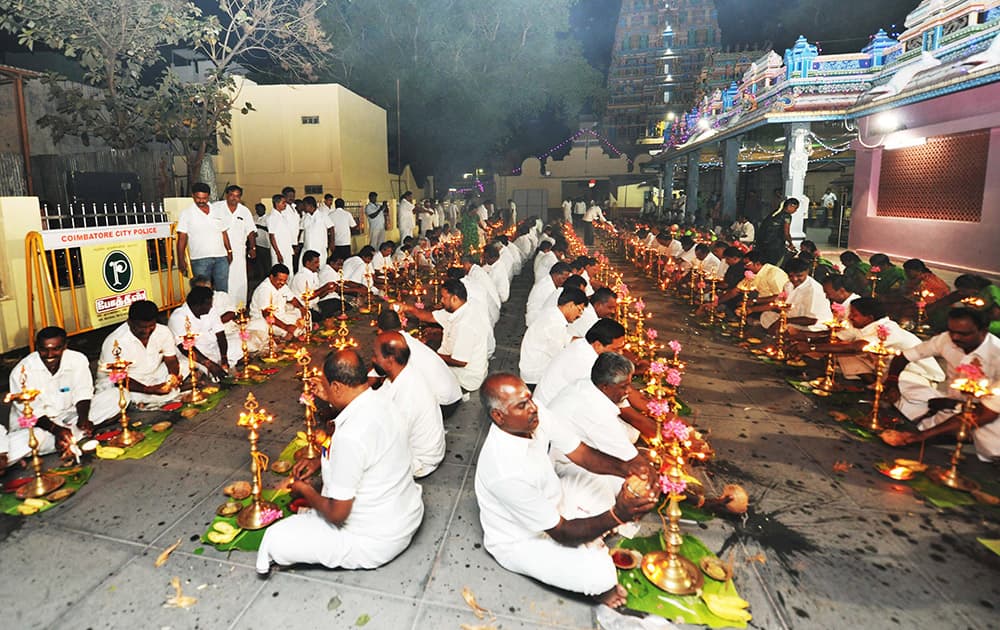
[97,322,177,387]
[573,201,586,215]
[167,301,227,364]
[382,363,446,477]
[838,317,944,384]
[342,256,376,292]
[467,264,502,313]
[533,251,558,279]
[329,207,358,247]
[438,302,491,391]
[567,304,599,338]
[534,338,599,405]
[248,277,296,321]
[525,275,558,327]
[364,201,384,229]
[267,207,300,265]
[783,276,834,331]
[6,350,93,431]
[655,239,683,257]
[399,331,462,406]
[255,211,270,249]
[678,246,698,270]
[462,277,499,327]
[214,201,255,258]
[486,263,510,304]
[519,306,572,384]
[177,203,230,259]
[290,266,322,308]
[323,388,424,540]
[697,253,722,279]
[317,264,344,303]
[582,204,605,223]
[398,198,416,235]
[300,210,332,258]
[734,221,755,244]
[475,405,581,550]
[549,379,639,461]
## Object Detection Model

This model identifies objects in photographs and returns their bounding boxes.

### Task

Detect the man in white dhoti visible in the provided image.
[2,327,117,468]
[520,288,588,388]
[95,300,182,409]
[372,332,446,478]
[474,374,657,607]
[756,257,832,333]
[267,194,299,269]
[212,184,256,303]
[397,191,417,239]
[257,350,424,574]
[535,318,626,405]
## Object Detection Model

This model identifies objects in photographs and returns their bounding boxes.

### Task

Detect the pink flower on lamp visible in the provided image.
[870,266,881,274]
[646,328,658,340]
[414,301,425,310]
[299,392,315,407]
[17,414,37,429]
[259,507,283,527]
[265,315,276,326]
[667,340,682,355]
[399,314,409,328]
[647,399,672,418]
[916,300,927,309]
[661,418,691,442]
[649,359,668,375]
[108,371,127,385]
[777,290,788,301]
[876,324,891,342]
[634,298,646,313]
[744,270,756,280]
[239,330,250,342]
[182,338,196,351]
[659,475,687,497]
[665,368,683,388]
[832,264,842,273]
[955,362,986,380]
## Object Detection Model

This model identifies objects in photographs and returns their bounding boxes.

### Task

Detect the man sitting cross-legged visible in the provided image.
[257,349,424,575]
[474,374,657,608]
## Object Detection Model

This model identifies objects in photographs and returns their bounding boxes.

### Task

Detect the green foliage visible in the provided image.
[320,0,605,180]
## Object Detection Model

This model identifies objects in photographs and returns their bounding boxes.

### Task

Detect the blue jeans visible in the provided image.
[190,256,230,292]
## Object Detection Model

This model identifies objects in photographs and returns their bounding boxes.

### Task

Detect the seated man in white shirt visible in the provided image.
[881,307,1000,461]
[475,374,658,607]
[2,327,117,468]
[342,246,380,296]
[519,287,588,388]
[456,258,501,326]
[755,257,832,334]
[541,274,587,313]
[403,280,491,392]
[95,300,183,409]
[291,250,342,320]
[483,246,511,304]
[248,264,308,341]
[549,352,644,514]
[257,350,424,575]
[376,310,462,418]
[822,274,861,311]
[569,287,617,338]
[693,243,722,279]
[526,262,572,327]
[167,286,240,381]
[535,319,627,405]
[318,253,367,317]
[372,332,446,478]
[532,241,558,279]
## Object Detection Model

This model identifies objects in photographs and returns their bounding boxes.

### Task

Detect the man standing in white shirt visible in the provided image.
[519,288,588,388]
[561,198,572,223]
[267,194,299,269]
[398,191,417,239]
[328,197,358,260]
[581,200,605,246]
[373,332,446,478]
[474,374,657,607]
[297,196,332,269]
[95,300,182,408]
[364,192,386,246]
[212,184,256,303]
[3,327,116,468]
[257,350,424,575]
[176,182,233,292]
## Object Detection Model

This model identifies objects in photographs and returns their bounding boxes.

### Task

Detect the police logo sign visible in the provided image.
[102,250,134,292]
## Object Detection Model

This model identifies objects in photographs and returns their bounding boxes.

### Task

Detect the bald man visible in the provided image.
[372,331,446,478]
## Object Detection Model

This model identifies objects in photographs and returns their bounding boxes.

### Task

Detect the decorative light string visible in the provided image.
[509,129,635,175]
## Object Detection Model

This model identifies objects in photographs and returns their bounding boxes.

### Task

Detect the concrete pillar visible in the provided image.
[782,122,811,245]
[722,136,740,222]
[661,161,675,219]
[0,197,44,352]
[685,153,699,222]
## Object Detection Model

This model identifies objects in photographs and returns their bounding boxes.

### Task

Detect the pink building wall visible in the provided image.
[849,81,1000,279]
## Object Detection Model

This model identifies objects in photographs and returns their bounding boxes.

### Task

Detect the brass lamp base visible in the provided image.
[641,551,704,595]
[926,465,980,492]
[294,442,321,460]
[237,499,280,530]
[106,428,145,448]
[182,390,207,405]
[16,473,65,499]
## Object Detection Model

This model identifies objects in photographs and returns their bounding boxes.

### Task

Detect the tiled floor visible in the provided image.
[1,247,998,630]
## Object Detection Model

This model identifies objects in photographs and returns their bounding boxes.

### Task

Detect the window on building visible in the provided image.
[663,90,671,103]
[304,185,324,195]
[301,115,320,125]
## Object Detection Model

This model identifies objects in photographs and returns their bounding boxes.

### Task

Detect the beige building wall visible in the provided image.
[214,77,393,207]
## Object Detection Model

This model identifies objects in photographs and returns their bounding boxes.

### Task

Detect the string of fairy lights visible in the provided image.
[510,129,634,175]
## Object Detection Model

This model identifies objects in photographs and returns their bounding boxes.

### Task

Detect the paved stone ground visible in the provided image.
[1,244,998,630]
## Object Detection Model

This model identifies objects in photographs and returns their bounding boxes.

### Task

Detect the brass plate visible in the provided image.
[270,460,292,474]
[894,458,927,472]
[216,501,244,517]
[699,556,732,582]
[611,548,641,570]
[46,487,76,502]
[640,551,704,595]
